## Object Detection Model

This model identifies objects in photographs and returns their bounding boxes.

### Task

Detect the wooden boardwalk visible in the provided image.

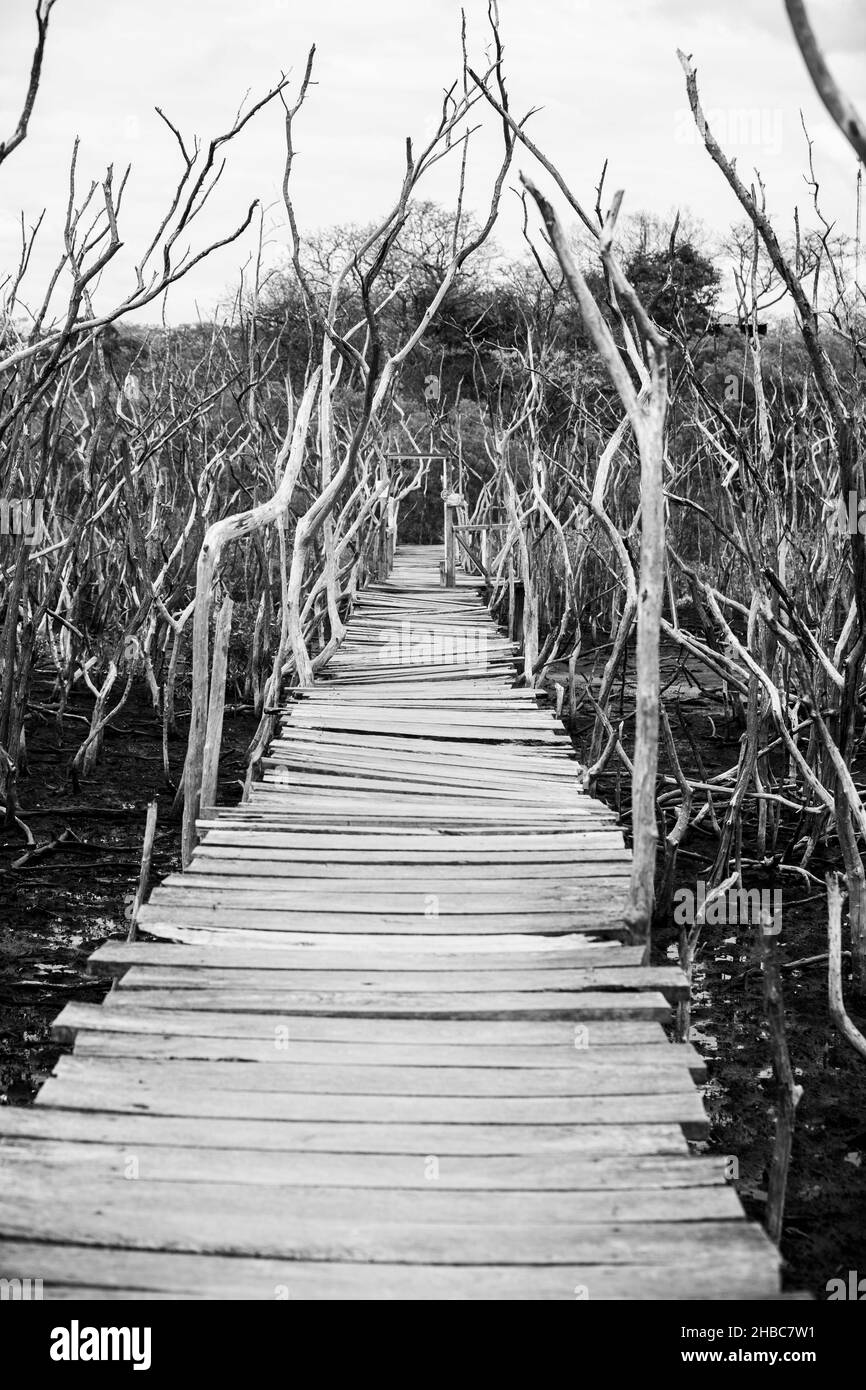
[0,545,783,1299]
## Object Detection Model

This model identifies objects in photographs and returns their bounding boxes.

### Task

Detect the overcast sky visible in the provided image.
[1,0,864,324]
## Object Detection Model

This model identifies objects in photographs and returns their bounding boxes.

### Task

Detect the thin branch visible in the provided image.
[0,0,56,169]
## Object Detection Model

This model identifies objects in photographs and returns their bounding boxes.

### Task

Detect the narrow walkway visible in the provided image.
[0,545,782,1298]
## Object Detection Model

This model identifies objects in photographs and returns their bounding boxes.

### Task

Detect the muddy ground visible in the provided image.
[0,674,256,1101]
[2,664,865,1299]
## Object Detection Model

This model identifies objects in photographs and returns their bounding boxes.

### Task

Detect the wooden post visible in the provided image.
[198,595,234,822]
[182,546,217,867]
[511,579,525,644]
[626,404,666,950]
[387,497,398,573]
[127,800,158,943]
[378,515,389,579]
[758,913,802,1244]
[444,503,456,588]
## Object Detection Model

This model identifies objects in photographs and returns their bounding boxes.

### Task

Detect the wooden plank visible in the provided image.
[88,941,646,975]
[92,987,669,1019]
[50,1003,676,1044]
[193,833,625,857]
[0,1143,729,1188]
[0,1242,782,1300]
[193,830,619,850]
[0,1200,768,1262]
[110,965,687,1000]
[0,1171,743,1227]
[183,861,633,882]
[64,1031,707,1079]
[151,879,630,910]
[0,1107,694,1154]
[51,1055,699,1099]
[32,1076,709,1135]
[129,929,628,952]
[193,844,627,863]
[137,905,627,936]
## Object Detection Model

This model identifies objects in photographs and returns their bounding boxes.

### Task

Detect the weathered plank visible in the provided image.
[0,1242,783,1300]
[50,1003,678,1044]
[0,1107,694,1154]
[50,1054,699,1098]
[108,965,687,999]
[88,941,646,975]
[32,1078,710,1134]
[137,905,627,935]
[0,1143,729,1188]
[91,987,672,1019]
[0,1173,745,1230]
[64,1031,707,1079]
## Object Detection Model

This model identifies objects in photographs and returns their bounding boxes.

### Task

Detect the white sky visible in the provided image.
[1,0,864,324]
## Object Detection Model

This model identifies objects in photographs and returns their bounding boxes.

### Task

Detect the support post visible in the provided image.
[510,579,525,645]
[198,595,234,821]
[444,502,457,588]
[378,515,389,579]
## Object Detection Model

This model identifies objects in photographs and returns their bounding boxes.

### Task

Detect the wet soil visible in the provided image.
[0,673,256,1103]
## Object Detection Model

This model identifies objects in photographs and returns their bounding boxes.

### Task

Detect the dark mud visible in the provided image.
[0,674,256,1104]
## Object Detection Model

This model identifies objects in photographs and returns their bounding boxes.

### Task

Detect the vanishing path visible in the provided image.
[0,545,782,1298]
